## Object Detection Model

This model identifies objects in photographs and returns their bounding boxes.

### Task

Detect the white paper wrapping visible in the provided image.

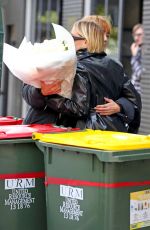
[3,23,77,98]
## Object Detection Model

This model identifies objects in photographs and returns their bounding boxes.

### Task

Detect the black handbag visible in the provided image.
[86,112,128,132]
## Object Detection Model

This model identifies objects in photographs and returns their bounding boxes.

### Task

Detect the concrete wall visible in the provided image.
[0,0,25,117]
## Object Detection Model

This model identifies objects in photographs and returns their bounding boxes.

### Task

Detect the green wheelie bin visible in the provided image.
[0,138,47,230]
[0,125,48,230]
[0,123,78,230]
[34,130,150,230]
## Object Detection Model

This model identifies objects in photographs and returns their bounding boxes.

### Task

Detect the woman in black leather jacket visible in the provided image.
[22,19,141,133]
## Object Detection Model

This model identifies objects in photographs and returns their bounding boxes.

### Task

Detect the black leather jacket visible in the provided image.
[22,50,141,133]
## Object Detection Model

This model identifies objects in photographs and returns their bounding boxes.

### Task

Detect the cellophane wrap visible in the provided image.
[3,23,77,99]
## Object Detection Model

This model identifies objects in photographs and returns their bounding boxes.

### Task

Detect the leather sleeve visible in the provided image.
[116,97,135,122]
[22,84,46,109]
[120,74,142,133]
[45,70,91,118]
[121,74,142,110]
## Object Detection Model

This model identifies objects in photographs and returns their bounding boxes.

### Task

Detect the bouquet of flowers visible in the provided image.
[3,24,76,98]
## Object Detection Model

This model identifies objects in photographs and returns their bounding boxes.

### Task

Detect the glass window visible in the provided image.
[35,0,60,42]
[107,0,119,58]
[91,0,119,58]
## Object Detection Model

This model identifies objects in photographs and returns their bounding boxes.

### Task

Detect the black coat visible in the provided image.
[22,50,141,133]
[22,85,58,124]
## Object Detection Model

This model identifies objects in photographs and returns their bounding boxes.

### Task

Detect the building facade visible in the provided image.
[0,0,149,133]
[139,0,150,134]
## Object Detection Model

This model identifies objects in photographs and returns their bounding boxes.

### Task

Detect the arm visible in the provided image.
[95,98,121,115]
[121,74,142,109]
[95,97,135,122]
[22,69,91,118]
[45,70,91,118]
[120,75,142,133]
[95,73,141,129]
[22,84,46,109]
[131,47,142,81]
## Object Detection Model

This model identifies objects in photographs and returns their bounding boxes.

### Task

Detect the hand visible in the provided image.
[130,42,139,56]
[94,97,121,115]
[41,80,63,96]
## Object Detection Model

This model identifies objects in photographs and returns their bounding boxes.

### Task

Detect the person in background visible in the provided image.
[130,23,144,95]
[22,19,141,133]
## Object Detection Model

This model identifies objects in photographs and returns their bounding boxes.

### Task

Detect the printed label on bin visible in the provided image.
[5,178,35,189]
[59,185,83,221]
[130,189,150,229]
[4,178,35,211]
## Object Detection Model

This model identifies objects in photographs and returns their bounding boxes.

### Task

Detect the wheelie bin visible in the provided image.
[0,116,23,125]
[0,138,47,230]
[34,130,150,230]
[0,124,78,230]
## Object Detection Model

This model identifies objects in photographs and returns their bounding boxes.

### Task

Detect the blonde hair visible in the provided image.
[132,23,143,35]
[72,20,104,53]
[81,15,112,35]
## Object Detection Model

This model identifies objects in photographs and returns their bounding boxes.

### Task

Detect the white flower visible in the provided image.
[3,24,76,99]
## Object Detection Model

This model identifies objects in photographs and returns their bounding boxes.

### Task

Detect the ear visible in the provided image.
[82,39,87,48]
[84,39,87,44]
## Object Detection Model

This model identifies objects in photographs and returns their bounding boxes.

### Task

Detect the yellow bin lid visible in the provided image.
[32,130,150,151]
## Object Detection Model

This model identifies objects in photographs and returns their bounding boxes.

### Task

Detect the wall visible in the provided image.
[61,0,84,30]
[139,0,150,134]
[122,0,143,77]
[0,0,25,116]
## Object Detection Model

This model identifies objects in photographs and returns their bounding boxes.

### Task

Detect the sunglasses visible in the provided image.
[134,33,143,37]
[71,34,85,41]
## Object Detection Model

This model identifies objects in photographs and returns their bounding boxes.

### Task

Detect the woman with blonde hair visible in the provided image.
[79,15,142,133]
[81,15,112,49]
[22,19,141,133]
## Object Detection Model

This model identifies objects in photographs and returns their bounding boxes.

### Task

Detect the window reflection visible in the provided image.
[91,0,119,58]
[35,0,59,42]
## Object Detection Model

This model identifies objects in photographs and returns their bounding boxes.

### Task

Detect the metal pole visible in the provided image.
[84,0,91,15]
[22,0,37,118]
[105,0,109,15]
[25,0,37,42]
[46,0,51,39]
[0,3,7,115]
[58,0,63,25]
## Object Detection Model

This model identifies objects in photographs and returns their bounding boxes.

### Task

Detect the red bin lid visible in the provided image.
[0,124,79,139]
[0,116,23,125]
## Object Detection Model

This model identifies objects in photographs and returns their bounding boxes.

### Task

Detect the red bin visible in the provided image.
[0,116,23,125]
[0,123,79,139]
